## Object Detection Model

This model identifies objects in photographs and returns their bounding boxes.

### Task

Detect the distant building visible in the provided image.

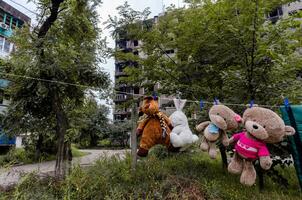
[0,0,31,58]
[268,1,302,23]
[0,0,31,147]
[113,14,176,122]
[114,37,142,121]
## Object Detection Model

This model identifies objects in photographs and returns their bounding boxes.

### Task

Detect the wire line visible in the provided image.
[0,71,280,108]
[5,0,40,16]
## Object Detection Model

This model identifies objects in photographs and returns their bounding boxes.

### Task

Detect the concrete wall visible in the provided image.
[282,1,302,16]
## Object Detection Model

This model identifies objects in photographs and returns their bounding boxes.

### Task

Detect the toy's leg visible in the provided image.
[240,160,256,186]
[137,132,156,157]
[170,132,182,148]
[200,137,209,151]
[137,147,149,157]
[165,132,181,153]
[228,153,243,174]
[208,141,217,159]
[221,131,229,147]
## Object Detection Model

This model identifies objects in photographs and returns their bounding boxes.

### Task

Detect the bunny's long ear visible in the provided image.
[173,99,187,111]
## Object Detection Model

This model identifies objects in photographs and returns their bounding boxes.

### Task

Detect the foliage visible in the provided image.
[1,150,301,200]
[1,0,110,176]
[0,148,34,167]
[109,0,302,106]
[105,1,151,40]
[97,138,111,147]
[69,97,110,148]
[106,120,132,147]
[108,0,302,185]
[71,145,89,157]
[0,146,86,167]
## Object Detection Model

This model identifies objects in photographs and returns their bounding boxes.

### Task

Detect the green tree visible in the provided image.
[108,120,132,147]
[2,0,109,177]
[111,0,302,106]
[109,0,302,186]
[69,97,110,148]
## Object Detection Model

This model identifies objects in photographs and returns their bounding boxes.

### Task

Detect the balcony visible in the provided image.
[116,40,127,49]
[113,110,131,115]
[268,16,280,23]
[116,40,139,50]
[114,94,131,102]
[115,71,126,77]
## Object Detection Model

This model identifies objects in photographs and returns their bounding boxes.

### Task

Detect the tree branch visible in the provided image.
[38,0,65,38]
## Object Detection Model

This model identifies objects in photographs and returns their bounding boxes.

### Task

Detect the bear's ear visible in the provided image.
[285,126,295,136]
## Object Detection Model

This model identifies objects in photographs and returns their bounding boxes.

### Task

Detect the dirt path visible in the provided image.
[0,149,129,191]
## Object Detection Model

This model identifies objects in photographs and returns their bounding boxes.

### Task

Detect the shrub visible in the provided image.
[0,148,32,166]
[97,139,111,147]
[2,150,302,200]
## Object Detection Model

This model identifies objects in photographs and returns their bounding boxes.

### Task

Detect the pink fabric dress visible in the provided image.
[232,132,270,160]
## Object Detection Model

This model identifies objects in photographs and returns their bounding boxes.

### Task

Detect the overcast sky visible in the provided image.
[2,0,185,118]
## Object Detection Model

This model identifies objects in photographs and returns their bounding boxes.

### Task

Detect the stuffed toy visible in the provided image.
[169,99,199,149]
[196,104,242,159]
[136,96,178,157]
[228,106,295,186]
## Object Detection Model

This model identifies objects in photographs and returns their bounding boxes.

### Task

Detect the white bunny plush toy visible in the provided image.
[169,99,199,149]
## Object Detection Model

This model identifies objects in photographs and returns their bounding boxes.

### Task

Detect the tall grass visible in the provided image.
[1,145,301,200]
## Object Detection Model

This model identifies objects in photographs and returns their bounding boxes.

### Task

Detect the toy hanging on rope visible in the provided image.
[169,98,199,150]
[136,95,179,157]
[228,105,295,186]
[196,99,242,159]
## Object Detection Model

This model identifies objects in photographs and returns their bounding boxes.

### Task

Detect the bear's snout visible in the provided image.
[245,120,268,140]
[253,124,258,129]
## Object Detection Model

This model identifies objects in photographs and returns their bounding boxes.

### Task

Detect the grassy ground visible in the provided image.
[1,146,301,200]
[71,146,89,157]
[0,146,88,167]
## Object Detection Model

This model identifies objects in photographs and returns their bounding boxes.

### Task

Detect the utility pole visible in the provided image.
[131,98,138,171]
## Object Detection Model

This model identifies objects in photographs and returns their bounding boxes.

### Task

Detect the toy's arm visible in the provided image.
[170,126,181,135]
[196,121,211,132]
[228,132,242,144]
[259,156,272,170]
[136,116,149,136]
[221,130,230,146]
[259,145,272,170]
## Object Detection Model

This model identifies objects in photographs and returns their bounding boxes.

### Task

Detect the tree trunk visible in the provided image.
[53,90,69,178]
[34,0,67,179]
[90,133,98,147]
[35,134,43,161]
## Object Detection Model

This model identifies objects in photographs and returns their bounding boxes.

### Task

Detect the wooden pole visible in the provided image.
[131,99,138,171]
[219,145,228,170]
[258,168,264,191]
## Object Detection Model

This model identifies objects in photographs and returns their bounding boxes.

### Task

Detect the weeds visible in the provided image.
[1,147,302,200]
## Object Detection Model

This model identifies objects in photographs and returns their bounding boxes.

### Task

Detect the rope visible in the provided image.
[0,71,281,108]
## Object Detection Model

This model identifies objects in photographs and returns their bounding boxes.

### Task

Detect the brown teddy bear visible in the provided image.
[196,104,242,159]
[228,106,295,186]
[136,96,178,157]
